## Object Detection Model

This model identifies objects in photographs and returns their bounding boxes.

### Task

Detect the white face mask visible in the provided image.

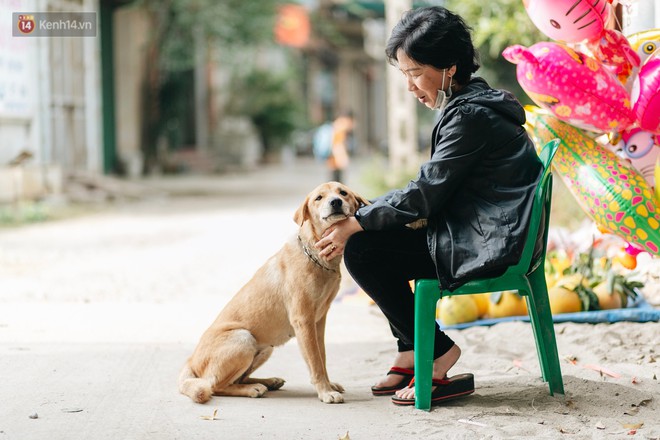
[432,70,453,111]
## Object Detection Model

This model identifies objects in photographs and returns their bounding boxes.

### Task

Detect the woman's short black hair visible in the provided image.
[385,6,480,85]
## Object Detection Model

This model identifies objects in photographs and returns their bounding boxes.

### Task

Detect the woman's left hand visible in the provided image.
[315,216,363,260]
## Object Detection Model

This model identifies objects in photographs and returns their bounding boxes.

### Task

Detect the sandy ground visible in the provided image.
[0,157,659,440]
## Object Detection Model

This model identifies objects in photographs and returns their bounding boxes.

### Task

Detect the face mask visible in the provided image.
[432,70,453,111]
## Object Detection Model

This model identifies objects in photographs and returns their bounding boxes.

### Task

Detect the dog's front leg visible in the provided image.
[316,315,344,394]
[291,306,344,403]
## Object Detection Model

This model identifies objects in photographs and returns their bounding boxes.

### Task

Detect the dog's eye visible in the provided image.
[315,195,322,201]
[339,190,347,196]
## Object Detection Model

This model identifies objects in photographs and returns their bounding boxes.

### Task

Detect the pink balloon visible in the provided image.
[631,49,660,135]
[503,42,635,133]
[588,29,641,82]
[523,0,609,43]
[523,0,639,81]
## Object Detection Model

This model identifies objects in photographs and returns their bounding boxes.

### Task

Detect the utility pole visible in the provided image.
[385,0,417,173]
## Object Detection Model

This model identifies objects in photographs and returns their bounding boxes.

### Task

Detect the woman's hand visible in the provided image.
[315,216,363,260]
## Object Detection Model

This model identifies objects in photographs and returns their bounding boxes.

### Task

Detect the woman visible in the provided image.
[315,6,543,406]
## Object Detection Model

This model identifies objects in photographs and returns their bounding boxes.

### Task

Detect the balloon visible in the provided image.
[656,157,660,204]
[631,48,660,134]
[523,0,610,43]
[611,128,659,188]
[627,28,660,66]
[503,42,635,133]
[589,28,641,83]
[524,107,660,256]
[522,0,639,81]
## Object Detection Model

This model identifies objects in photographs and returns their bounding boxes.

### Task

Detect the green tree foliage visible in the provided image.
[229,69,304,156]
[135,0,286,171]
[446,0,545,59]
[446,0,547,99]
[150,0,284,72]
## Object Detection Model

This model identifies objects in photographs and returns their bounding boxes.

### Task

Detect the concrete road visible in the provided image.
[0,157,412,440]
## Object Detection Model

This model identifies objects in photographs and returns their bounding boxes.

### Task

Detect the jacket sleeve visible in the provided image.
[356,105,494,230]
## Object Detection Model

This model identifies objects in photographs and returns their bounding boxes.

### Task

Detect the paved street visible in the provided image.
[2,156,658,440]
[0,157,405,440]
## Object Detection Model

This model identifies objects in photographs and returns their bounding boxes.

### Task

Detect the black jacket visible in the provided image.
[355,77,543,291]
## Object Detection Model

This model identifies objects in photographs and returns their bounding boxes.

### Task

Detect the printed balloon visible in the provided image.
[524,107,660,256]
[627,28,660,66]
[523,0,609,44]
[503,42,635,133]
[589,28,641,82]
[656,157,660,204]
[612,128,659,188]
[631,48,660,134]
[522,0,639,81]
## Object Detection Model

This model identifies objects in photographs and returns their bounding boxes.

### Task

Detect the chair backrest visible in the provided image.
[502,138,560,276]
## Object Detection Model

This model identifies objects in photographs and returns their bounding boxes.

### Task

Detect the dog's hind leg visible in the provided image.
[239,346,285,391]
[203,329,269,398]
[178,363,214,404]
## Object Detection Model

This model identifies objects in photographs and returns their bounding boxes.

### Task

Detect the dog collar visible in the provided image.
[297,235,338,273]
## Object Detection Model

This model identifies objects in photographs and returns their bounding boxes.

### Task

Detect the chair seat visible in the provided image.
[412,139,565,410]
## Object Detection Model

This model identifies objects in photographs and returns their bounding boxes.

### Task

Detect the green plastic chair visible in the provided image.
[413,138,564,410]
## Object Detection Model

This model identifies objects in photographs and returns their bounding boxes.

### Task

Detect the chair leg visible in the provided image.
[413,280,441,410]
[524,289,550,382]
[528,269,565,396]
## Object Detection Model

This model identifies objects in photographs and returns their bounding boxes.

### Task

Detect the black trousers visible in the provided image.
[343,227,455,359]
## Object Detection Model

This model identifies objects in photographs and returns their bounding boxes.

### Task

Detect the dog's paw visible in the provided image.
[263,377,285,391]
[329,381,344,393]
[319,390,344,404]
[247,384,268,398]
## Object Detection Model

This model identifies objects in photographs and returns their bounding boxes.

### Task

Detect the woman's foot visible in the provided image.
[371,350,414,390]
[394,344,461,400]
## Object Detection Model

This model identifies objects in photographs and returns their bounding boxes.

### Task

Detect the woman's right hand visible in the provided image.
[315,216,363,260]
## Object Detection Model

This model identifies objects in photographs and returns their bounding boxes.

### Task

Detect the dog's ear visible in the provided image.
[353,192,370,208]
[293,198,310,226]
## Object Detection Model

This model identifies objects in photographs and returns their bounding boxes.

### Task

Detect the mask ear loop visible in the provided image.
[446,71,453,98]
[433,69,453,111]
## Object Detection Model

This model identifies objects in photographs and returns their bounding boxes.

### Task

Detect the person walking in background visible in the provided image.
[314,6,543,406]
[328,111,354,183]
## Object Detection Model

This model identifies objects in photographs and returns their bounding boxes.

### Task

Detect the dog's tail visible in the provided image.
[178,362,213,403]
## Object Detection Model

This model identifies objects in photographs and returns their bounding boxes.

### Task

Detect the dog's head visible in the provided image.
[293,182,368,229]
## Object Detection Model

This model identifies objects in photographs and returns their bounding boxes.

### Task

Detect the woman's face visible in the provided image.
[396,49,454,109]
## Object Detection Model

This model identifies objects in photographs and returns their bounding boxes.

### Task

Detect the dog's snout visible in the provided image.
[330,198,343,209]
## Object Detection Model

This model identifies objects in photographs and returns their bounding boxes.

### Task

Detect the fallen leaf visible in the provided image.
[200,409,220,421]
[583,364,622,378]
[338,431,350,440]
[595,421,606,430]
[622,422,644,430]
